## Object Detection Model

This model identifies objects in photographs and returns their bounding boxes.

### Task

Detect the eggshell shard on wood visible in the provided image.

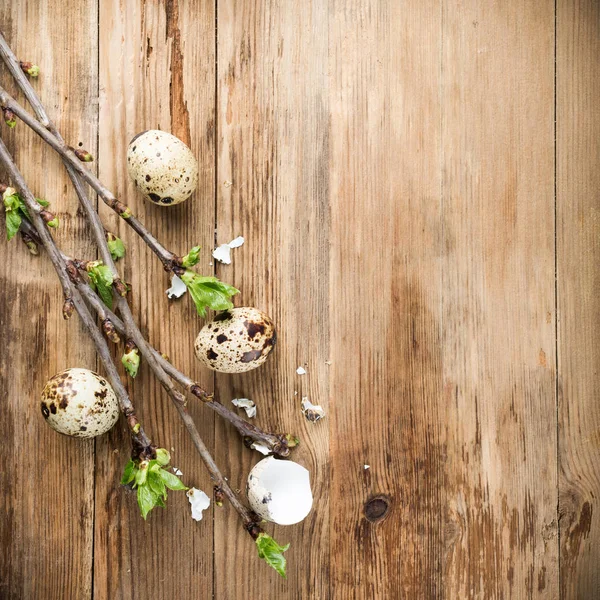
[127,130,198,206]
[246,457,313,525]
[194,307,277,373]
[40,368,120,438]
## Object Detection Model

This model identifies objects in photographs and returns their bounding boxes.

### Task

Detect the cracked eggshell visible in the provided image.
[194,307,276,373]
[246,457,313,525]
[40,368,120,438]
[127,130,198,206]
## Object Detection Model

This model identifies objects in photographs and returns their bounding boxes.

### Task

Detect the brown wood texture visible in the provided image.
[0,1,598,599]
[557,0,600,598]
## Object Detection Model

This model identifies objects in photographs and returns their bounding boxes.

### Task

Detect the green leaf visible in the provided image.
[35,197,50,208]
[122,347,141,378]
[107,234,126,261]
[137,483,158,520]
[121,459,137,485]
[147,471,167,500]
[135,461,149,487]
[157,468,188,491]
[155,448,171,466]
[180,270,239,318]
[87,262,115,309]
[181,245,201,268]
[255,533,290,578]
[5,209,21,241]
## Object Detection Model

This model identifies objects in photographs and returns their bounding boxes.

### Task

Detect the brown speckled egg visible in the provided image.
[127,130,198,206]
[40,368,120,438]
[194,307,277,373]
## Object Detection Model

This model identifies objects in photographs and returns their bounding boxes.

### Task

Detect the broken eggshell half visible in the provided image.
[194,307,276,373]
[127,130,198,206]
[246,457,313,526]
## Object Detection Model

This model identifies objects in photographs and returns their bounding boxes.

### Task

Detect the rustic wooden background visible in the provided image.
[0,0,598,598]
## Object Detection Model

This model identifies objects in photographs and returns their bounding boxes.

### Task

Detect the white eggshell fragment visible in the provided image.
[246,457,313,526]
[40,368,119,438]
[127,130,198,206]
[194,307,276,373]
[187,487,211,521]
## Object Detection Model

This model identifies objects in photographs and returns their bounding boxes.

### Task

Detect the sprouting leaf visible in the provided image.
[255,533,290,578]
[107,233,126,261]
[157,468,188,491]
[35,197,50,208]
[147,470,167,501]
[3,189,21,240]
[87,262,115,309]
[122,346,141,378]
[135,461,149,487]
[137,483,158,520]
[5,209,21,241]
[180,270,239,318]
[155,448,171,466]
[181,245,201,268]
[121,459,137,485]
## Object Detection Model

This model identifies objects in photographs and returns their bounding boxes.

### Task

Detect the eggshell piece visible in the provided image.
[127,130,198,206]
[194,307,276,373]
[40,368,120,438]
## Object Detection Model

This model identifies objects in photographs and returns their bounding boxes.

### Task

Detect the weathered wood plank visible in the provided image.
[94,1,216,598]
[0,2,98,599]
[328,1,444,597]
[557,1,600,597]
[215,0,330,597]
[442,1,558,597]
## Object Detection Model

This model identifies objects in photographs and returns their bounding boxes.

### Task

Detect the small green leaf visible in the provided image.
[155,448,171,466]
[35,197,50,208]
[122,347,141,378]
[255,533,290,578]
[135,461,149,487]
[46,216,59,228]
[137,483,158,520]
[148,471,167,500]
[121,459,137,485]
[107,233,126,261]
[180,270,239,318]
[181,245,201,268]
[87,262,115,309]
[5,209,21,241]
[157,468,188,491]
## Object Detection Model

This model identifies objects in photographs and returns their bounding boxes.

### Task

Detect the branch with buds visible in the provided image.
[0,32,294,576]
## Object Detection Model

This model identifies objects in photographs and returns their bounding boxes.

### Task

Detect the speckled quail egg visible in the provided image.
[40,368,120,438]
[247,457,313,525]
[127,130,198,206]
[194,307,276,373]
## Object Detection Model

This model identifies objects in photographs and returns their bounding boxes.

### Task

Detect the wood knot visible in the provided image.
[364,495,390,523]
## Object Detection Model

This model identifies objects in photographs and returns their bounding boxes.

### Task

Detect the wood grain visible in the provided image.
[215,1,330,597]
[557,0,600,597]
[0,2,98,599]
[0,1,599,598]
[94,1,216,598]
[442,1,558,598]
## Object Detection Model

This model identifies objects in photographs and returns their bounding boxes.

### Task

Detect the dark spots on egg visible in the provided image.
[244,320,266,339]
[262,492,272,504]
[149,193,161,203]
[207,349,219,360]
[80,426,87,431]
[241,349,262,363]
[41,403,50,418]
[134,180,138,187]
[216,334,228,344]
[59,397,69,409]
[161,197,174,204]
[95,388,108,400]
[50,403,57,415]
[214,311,232,322]
[156,152,161,157]
[145,174,151,182]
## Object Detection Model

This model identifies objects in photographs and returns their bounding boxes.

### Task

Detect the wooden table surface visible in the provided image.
[0,1,598,598]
